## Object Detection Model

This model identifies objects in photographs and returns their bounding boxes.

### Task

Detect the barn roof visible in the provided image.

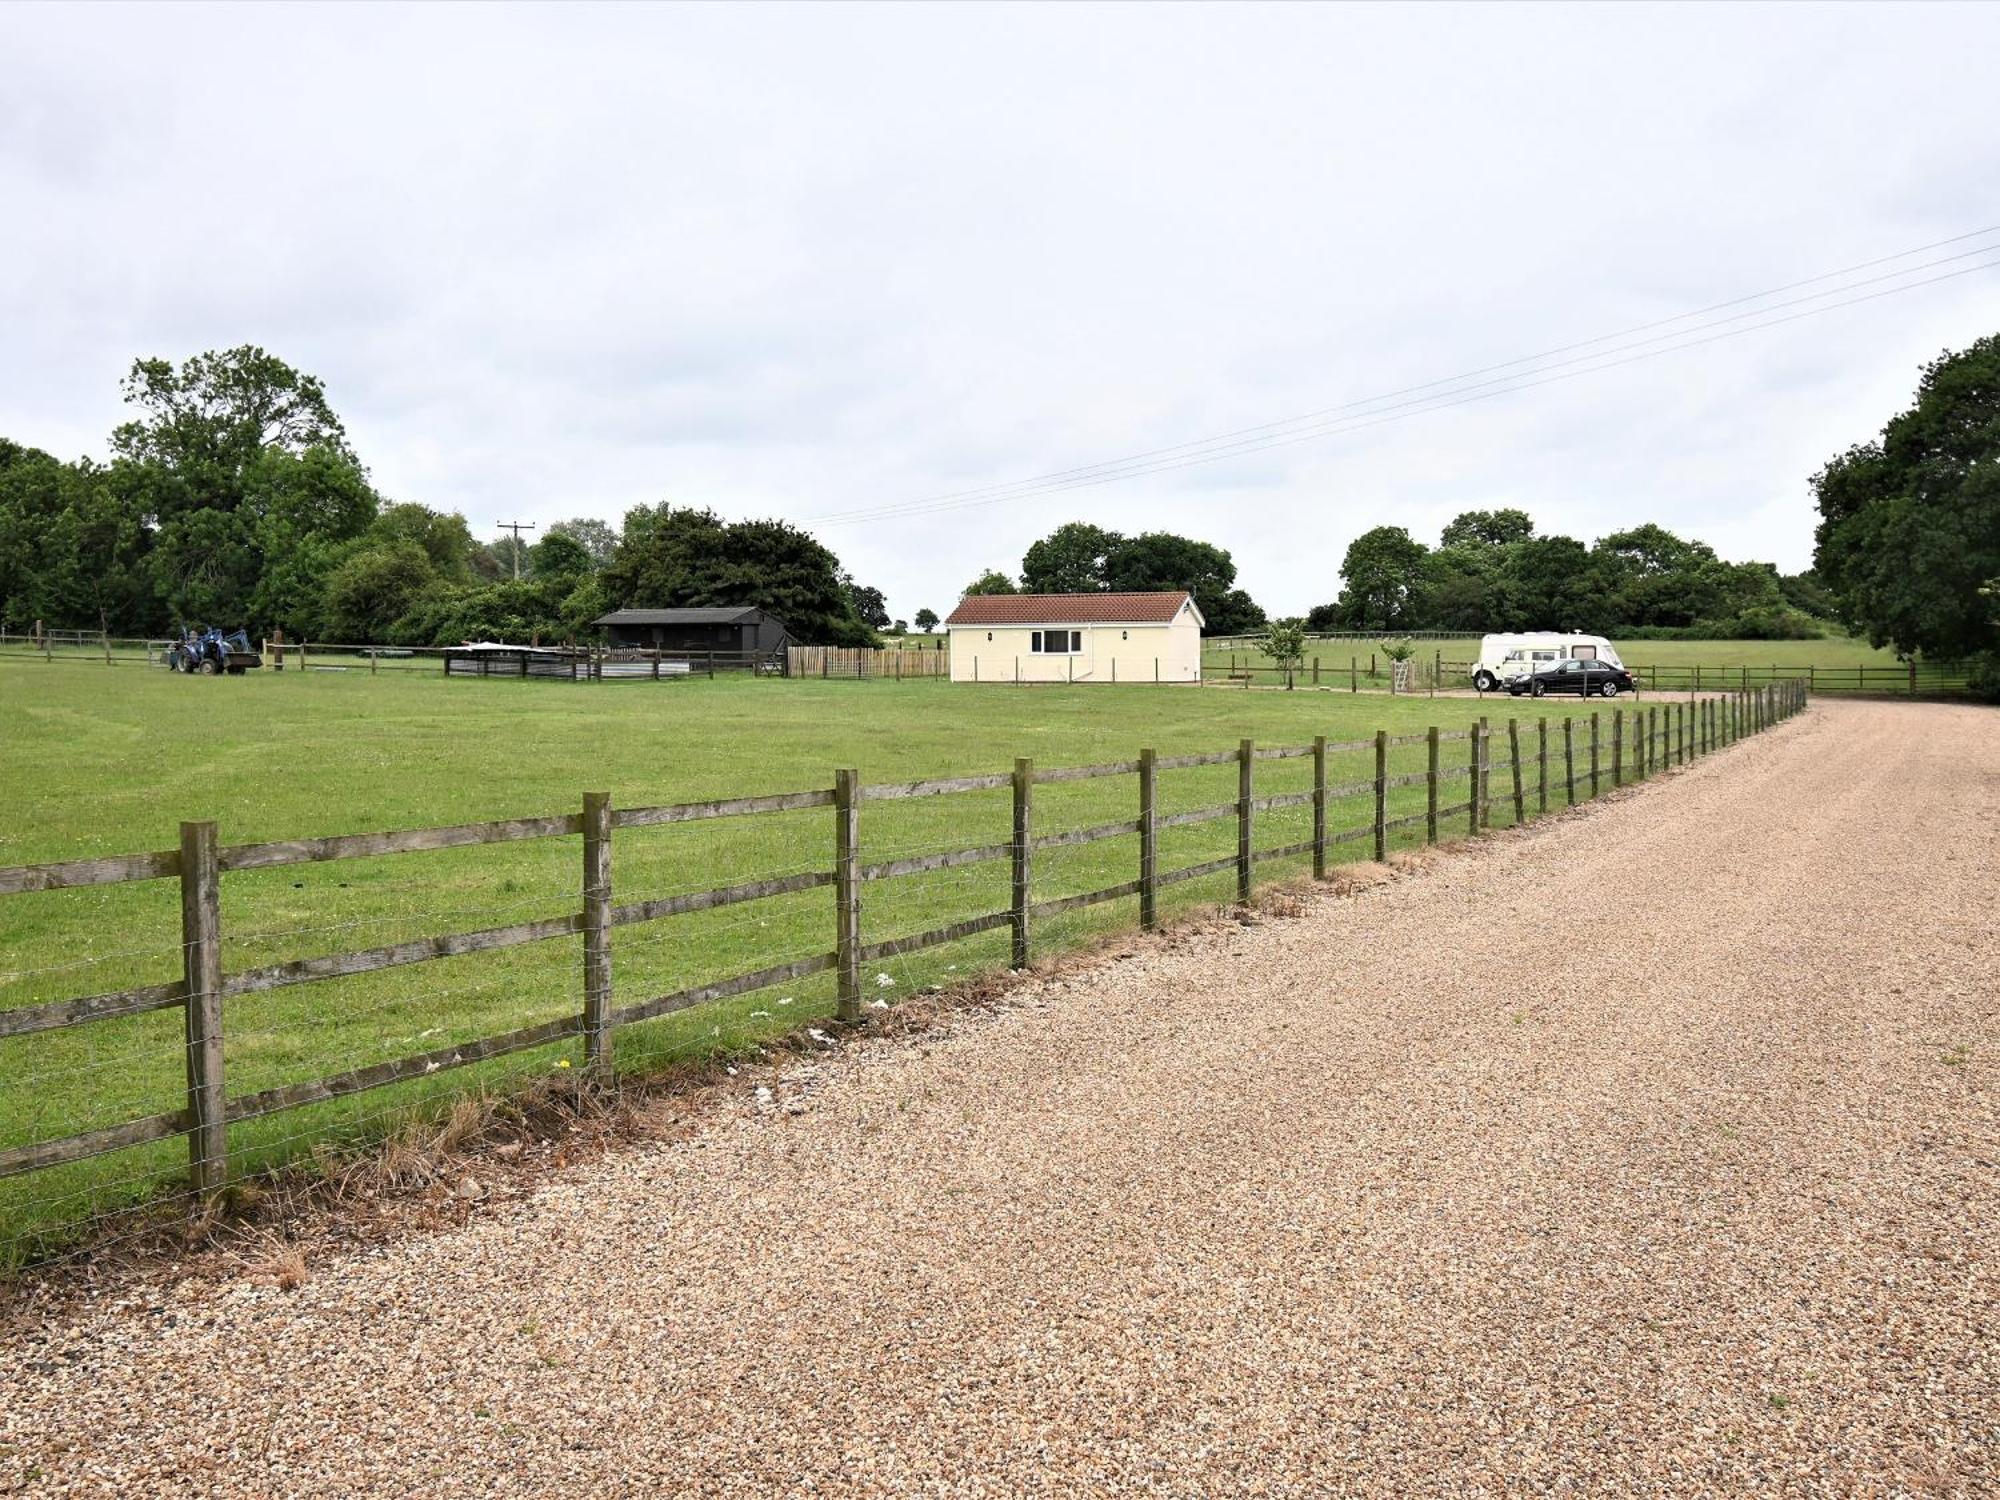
[592,607,773,626]
[944,591,1198,627]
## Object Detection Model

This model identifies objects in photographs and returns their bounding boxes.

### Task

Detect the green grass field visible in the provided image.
[0,660,1703,1262]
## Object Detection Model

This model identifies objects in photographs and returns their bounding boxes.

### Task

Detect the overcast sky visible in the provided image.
[4,2,1997,620]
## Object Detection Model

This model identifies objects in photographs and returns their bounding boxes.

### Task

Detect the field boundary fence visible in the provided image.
[4,630,1970,696]
[1207,649,1450,692]
[1439,658,1975,696]
[787,645,951,679]
[0,679,1809,1261]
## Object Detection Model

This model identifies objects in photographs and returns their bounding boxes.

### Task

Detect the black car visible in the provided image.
[1506,657,1635,698]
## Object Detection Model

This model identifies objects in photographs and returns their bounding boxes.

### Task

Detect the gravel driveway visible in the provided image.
[4,698,1994,1498]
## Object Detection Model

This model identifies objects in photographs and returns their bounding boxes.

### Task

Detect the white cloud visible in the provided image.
[2,1,1997,621]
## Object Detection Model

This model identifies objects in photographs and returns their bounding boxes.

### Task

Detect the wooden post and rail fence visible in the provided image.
[0,681,1810,1210]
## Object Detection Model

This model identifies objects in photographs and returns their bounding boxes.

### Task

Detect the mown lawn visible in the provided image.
[0,660,1700,1262]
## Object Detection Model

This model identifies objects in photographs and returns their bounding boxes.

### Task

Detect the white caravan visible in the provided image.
[1472,632,1625,693]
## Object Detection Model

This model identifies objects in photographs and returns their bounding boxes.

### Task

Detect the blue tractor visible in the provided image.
[166,627,261,676]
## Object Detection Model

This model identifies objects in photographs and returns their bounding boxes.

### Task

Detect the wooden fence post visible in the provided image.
[1563,718,1575,804]
[1373,729,1388,862]
[1237,739,1254,904]
[1612,708,1624,786]
[834,770,862,1018]
[1468,722,1481,837]
[1314,735,1331,875]
[581,791,613,1081]
[179,820,226,1197]
[1504,724,1520,828]
[1312,657,1320,687]
[1139,749,1159,927]
[1589,712,1601,798]
[1537,718,1549,811]
[1012,759,1033,966]
[1479,716,1491,828]
[1425,727,1439,845]
[1350,657,1357,692]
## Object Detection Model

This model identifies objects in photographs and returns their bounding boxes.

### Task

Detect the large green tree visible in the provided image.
[1814,334,2000,671]
[1011,522,1267,633]
[1021,522,1121,593]
[1439,508,1534,549]
[112,346,359,548]
[1101,531,1263,634]
[1331,526,1428,630]
[602,505,877,645]
[962,569,1019,596]
[546,517,618,568]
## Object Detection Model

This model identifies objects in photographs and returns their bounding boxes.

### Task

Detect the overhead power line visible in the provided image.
[804,224,2000,528]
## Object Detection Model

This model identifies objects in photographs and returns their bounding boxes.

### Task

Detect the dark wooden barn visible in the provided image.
[592,607,793,656]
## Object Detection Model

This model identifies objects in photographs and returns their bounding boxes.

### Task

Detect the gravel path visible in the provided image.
[4,699,1994,1498]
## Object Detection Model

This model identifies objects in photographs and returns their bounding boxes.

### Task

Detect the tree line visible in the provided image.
[1316,512,1836,639]
[9,334,1988,681]
[952,516,1834,643]
[0,348,884,646]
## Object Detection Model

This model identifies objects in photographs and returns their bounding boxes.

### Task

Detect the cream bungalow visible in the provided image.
[944,591,1204,683]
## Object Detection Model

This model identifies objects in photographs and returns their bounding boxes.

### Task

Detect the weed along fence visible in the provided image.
[0,681,1808,1264]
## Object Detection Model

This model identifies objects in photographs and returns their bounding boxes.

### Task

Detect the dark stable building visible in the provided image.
[592,607,793,656]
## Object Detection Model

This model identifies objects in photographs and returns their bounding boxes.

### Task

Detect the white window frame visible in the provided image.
[1030,629,1084,655]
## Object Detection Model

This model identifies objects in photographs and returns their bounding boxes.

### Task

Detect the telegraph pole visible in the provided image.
[496,520,537,579]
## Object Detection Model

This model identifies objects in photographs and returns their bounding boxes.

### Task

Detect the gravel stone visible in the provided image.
[2,699,1993,1497]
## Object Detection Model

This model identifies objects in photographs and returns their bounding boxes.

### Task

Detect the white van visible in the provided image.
[1472,633,1625,693]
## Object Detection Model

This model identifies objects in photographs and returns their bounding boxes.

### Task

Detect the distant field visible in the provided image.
[1201,634,1923,689]
[0,661,1649,1261]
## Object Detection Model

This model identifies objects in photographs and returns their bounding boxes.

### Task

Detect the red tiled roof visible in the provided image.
[945,591,1195,627]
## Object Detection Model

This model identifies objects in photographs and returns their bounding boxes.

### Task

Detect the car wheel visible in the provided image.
[1473,670,1496,692]
[1530,680,1545,698]
[1600,680,1620,698]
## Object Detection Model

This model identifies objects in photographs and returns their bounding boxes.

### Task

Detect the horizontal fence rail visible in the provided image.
[0,680,1811,1249]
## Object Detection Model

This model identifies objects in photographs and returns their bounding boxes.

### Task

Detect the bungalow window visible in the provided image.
[1030,629,1083,654]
